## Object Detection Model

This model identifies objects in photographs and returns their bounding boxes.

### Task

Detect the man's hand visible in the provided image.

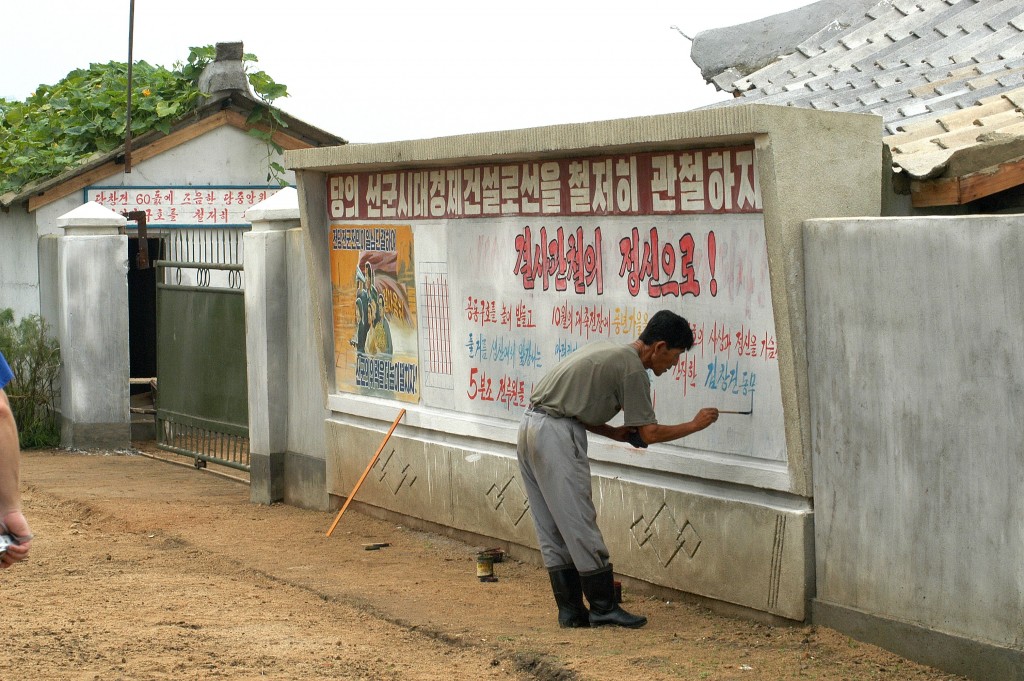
[690,408,720,432]
[0,510,32,568]
[637,407,720,445]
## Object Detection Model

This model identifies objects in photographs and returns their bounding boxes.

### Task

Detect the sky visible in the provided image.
[1,0,814,144]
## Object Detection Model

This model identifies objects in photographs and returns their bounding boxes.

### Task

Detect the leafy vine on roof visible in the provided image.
[0,45,289,197]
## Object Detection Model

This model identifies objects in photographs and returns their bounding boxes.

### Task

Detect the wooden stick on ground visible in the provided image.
[325,408,406,537]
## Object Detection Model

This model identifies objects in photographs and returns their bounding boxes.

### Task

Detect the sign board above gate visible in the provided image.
[85,186,280,227]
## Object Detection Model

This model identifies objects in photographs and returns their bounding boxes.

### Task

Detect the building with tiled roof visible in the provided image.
[0,42,345,324]
[692,0,1024,211]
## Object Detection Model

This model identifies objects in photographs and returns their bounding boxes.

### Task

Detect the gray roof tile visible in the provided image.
[697,0,1024,177]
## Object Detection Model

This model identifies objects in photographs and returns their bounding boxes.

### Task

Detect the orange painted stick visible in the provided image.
[325,408,406,537]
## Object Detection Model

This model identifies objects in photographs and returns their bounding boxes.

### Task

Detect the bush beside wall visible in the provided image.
[0,308,61,448]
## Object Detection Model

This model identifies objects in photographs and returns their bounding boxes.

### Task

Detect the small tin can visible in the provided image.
[476,552,495,580]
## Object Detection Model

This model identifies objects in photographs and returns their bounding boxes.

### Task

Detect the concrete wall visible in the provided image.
[0,204,41,320]
[280,104,882,620]
[281,228,331,508]
[244,211,330,510]
[804,215,1024,679]
[37,236,60,338]
[57,232,130,448]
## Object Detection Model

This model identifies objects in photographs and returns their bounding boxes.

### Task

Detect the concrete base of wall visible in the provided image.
[283,451,329,511]
[61,420,130,450]
[250,451,285,505]
[251,450,328,510]
[338,495,806,627]
[326,420,814,620]
[813,600,1024,681]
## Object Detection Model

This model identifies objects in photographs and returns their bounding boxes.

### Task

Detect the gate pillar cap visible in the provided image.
[57,201,126,236]
[245,187,299,230]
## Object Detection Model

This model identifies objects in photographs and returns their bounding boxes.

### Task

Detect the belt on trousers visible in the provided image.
[528,404,563,418]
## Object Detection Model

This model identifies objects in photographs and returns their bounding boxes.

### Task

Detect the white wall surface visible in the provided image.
[805,215,1024,649]
[0,205,42,320]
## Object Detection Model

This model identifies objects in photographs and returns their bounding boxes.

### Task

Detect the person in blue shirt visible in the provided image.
[0,350,32,568]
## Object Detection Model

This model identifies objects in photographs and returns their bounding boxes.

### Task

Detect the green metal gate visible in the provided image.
[155,229,249,471]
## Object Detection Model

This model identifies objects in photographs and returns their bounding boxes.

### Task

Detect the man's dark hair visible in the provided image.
[638,310,694,351]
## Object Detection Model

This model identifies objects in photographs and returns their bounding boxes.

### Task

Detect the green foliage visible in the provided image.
[239,53,291,187]
[0,309,61,449]
[0,45,290,196]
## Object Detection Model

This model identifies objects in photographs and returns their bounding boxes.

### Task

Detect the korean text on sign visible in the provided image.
[328,147,761,220]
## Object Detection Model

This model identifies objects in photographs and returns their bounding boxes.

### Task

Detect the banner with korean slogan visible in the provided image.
[327,147,787,463]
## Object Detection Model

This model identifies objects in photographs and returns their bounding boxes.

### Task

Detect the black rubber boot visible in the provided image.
[547,565,590,628]
[580,565,647,628]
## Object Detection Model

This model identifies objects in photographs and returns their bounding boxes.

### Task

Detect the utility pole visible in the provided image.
[125,0,136,173]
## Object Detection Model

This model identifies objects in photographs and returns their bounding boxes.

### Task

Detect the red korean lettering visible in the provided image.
[445,169,462,216]
[462,168,481,216]
[650,154,678,213]
[679,152,705,211]
[540,162,560,214]
[677,233,700,297]
[618,227,656,298]
[547,227,568,292]
[501,165,520,215]
[735,150,761,210]
[482,166,500,215]
[520,164,540,213]
[514,226,545,290]
[614,156,639,213]
[380,173,398,218]
[591,159,612,213]
[568,160,590,213]
[515,302,535,328]
[707,151,736,211]
[428,169,446,217]
[650,241,679,298]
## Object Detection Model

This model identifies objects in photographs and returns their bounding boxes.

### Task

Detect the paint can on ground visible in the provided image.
[476,552,495,581]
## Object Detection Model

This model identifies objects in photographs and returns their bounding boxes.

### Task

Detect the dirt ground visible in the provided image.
[1,446,968,681]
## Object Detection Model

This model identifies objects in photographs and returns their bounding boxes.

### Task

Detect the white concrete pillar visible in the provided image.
[56,202,130,449]
[244,187,300,504]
